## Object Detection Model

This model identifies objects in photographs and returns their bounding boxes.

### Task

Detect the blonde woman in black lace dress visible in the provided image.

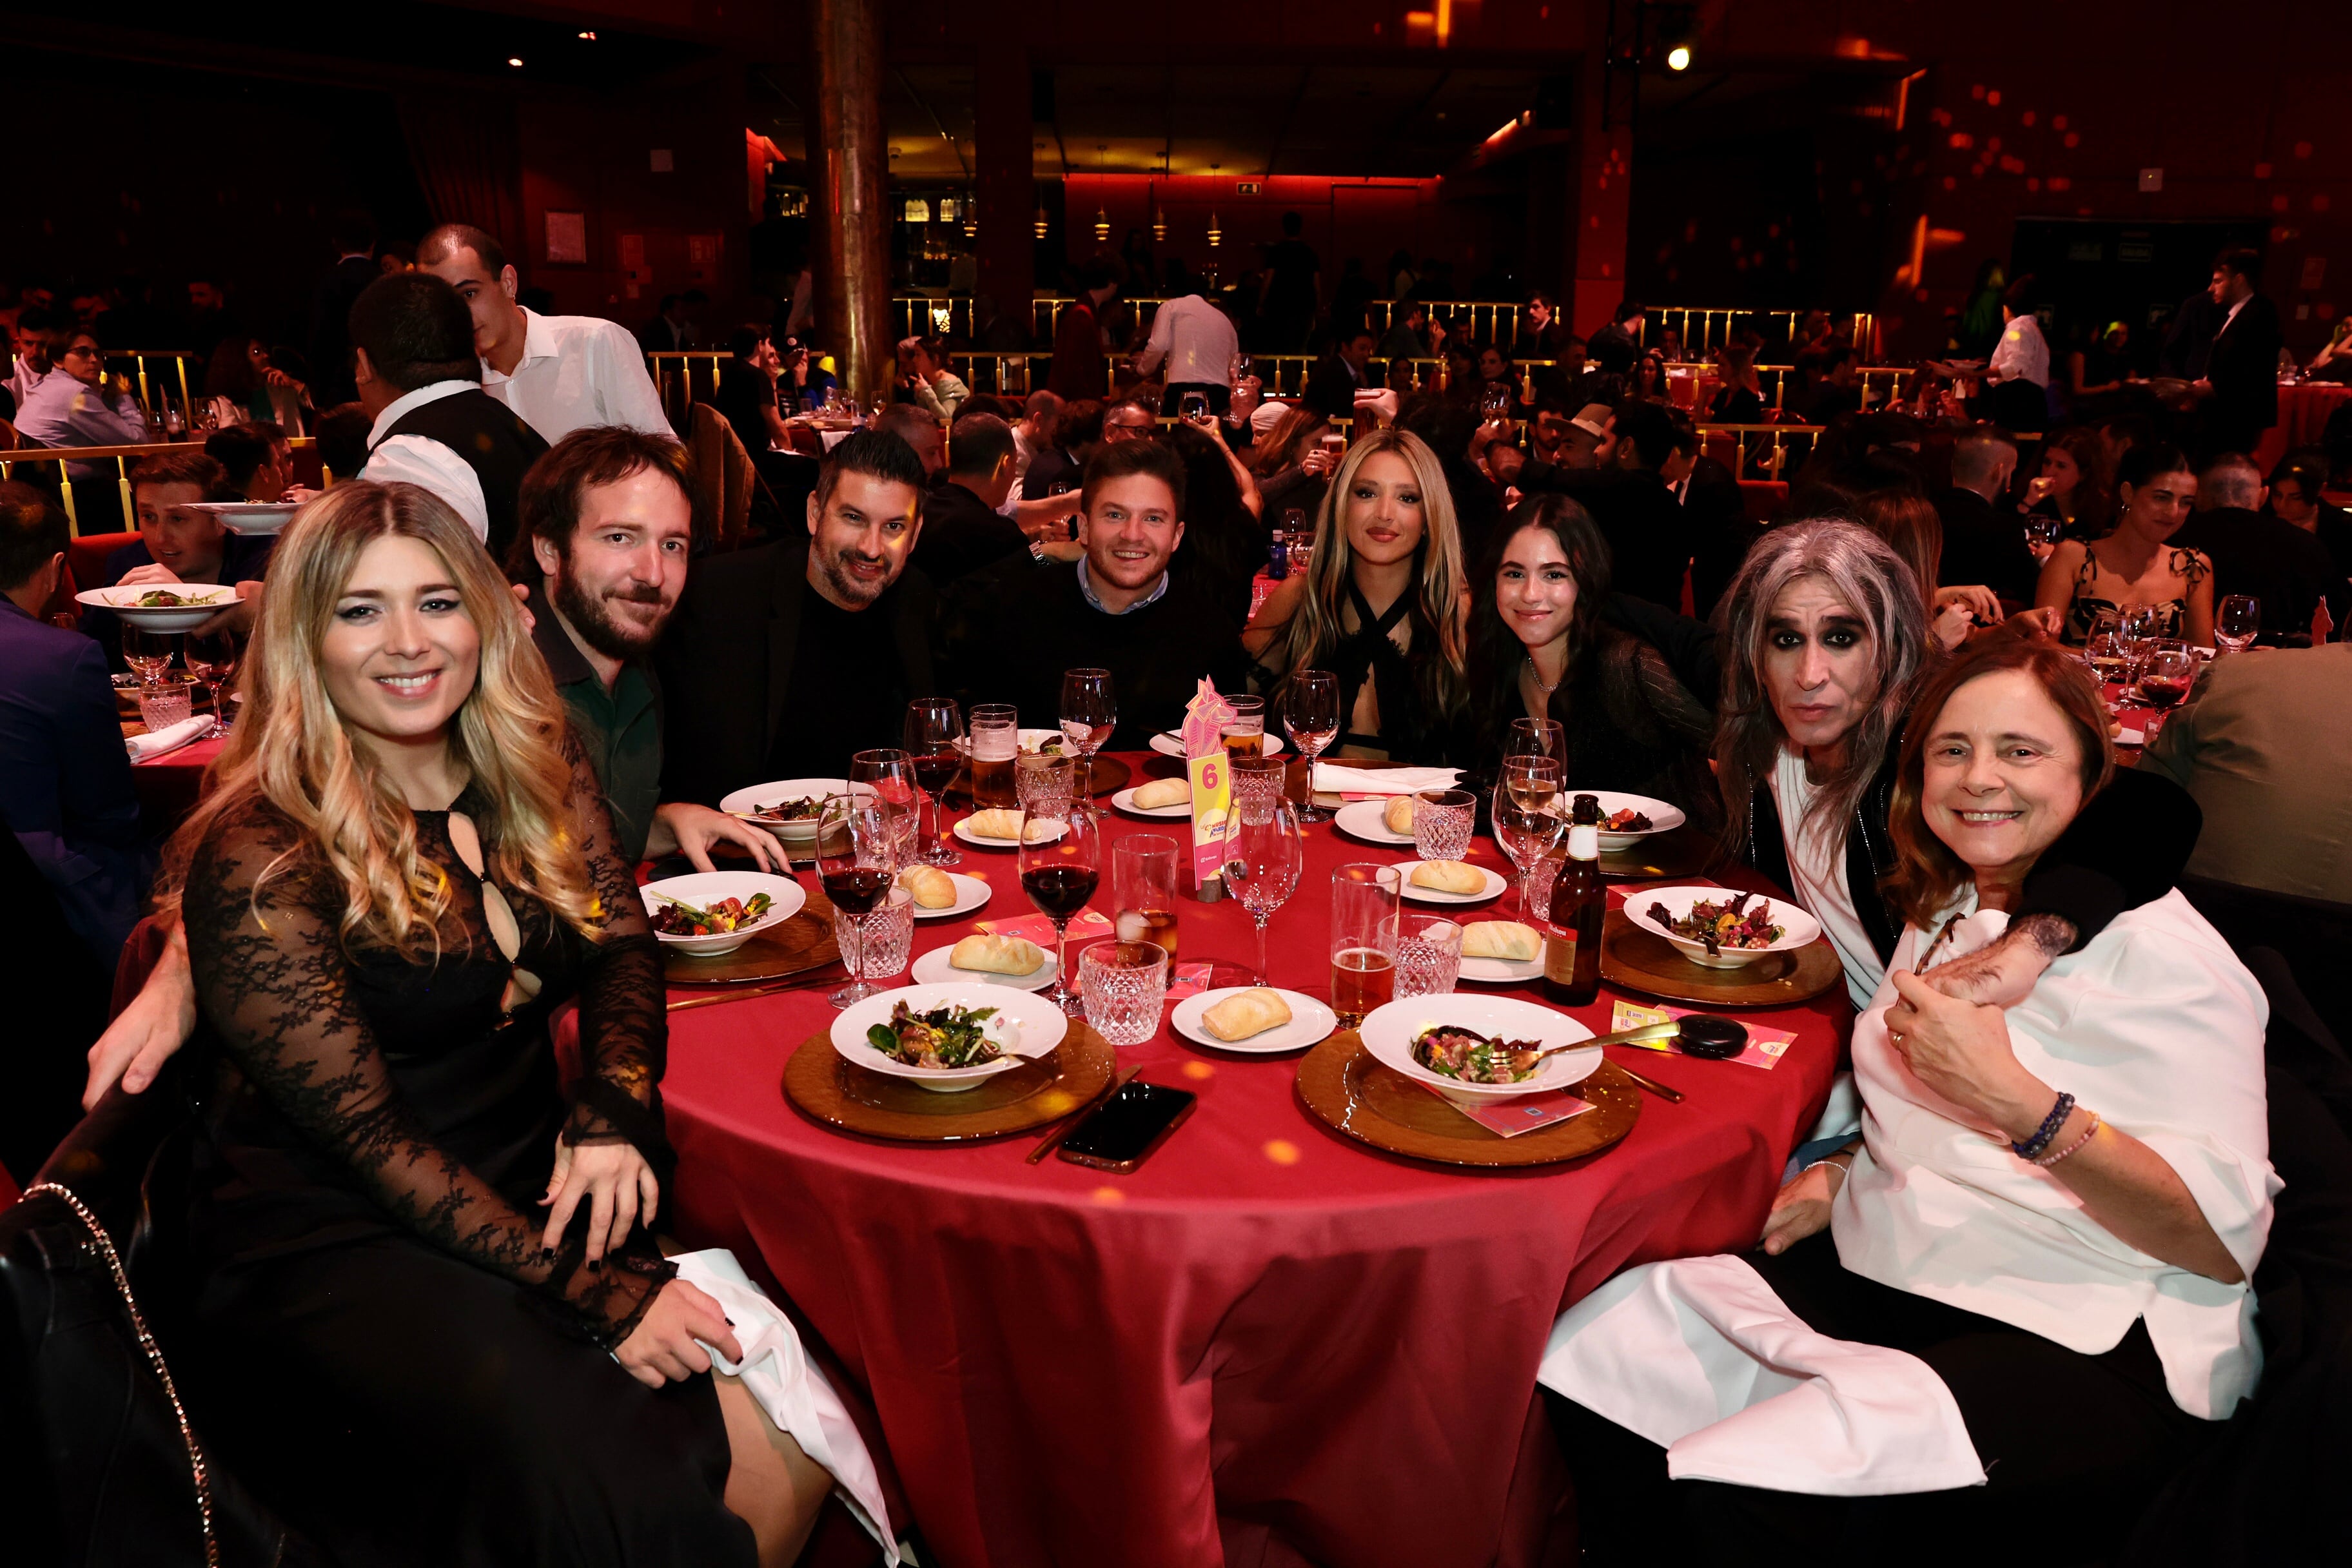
[162,482,833,1565]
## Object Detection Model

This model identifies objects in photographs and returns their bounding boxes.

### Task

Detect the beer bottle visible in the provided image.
[1542,792,1604,1006]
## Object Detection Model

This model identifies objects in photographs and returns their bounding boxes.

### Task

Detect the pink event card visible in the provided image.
[1608,1000,1794,1070]
[974,910,1113,946]
[1413,1078,1597,1138]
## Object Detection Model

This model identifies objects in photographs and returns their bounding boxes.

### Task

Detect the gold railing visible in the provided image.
[85,351,206,419]
[0,436,318,538]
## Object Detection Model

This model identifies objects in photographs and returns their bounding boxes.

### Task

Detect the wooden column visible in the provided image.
[973,34,1034,340]
[811,0,891,403]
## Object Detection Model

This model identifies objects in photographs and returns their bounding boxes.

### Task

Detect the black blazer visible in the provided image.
[654,538,937,806]
[2206,293,2283,439]
[1931,485,2041,603]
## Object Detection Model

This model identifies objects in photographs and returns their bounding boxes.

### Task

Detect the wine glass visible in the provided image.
[903,698,965,867]
[815,791,900,1009]
[184,628,239,738]
[2117,604,2164,700]
[1282,669,1342,822]
[2135,643,2197,714]
[1505,716,1565,770]
[1493,756,1565,921]
[1222,785,1304,984]
[1017,796,1101,1015]
[1059,667,1117,798]
[2215,594,2260,656]
[121,624,177,685]
[1178,391,1211,424]
[850,749,919,868]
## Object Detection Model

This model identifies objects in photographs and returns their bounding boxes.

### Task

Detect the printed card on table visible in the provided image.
[1609,1000,1794,1070]
[975,910,1113,946]
[1181,680,1237,888]
[1413,1079,1596,1137]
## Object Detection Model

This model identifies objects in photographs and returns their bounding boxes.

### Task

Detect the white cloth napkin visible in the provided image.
[1312,763,1461,797]
[1537,1255,1984,1496]
[126,716,210,763]
[669,1250,903,1564]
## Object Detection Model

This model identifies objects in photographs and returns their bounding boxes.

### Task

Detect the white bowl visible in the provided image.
[640,870,805,956]
[830,983,1067,1092]
[181,500,299,535]
[1572,790,1687,850]
[1622,886,1821,970]
[1360,994,1599,1107]
[720,778,848,844]
[75,584,237,631]
[1170,986,1338,1055]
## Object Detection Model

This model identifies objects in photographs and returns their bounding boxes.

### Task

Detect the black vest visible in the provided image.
[372,387,551,566]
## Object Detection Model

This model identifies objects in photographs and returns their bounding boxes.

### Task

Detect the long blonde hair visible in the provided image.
[1276,427,1469,741]
[161,482,603,957]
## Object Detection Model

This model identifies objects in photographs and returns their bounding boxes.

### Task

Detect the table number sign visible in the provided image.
[1180,681,1237,894]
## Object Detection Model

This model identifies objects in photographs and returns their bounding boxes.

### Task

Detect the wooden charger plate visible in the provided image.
[783,1021,1118,1142]
[1598,907,1843,1008]
[664,908,838,986]
[1294,1031,1641,1168]
[1600,821,1718,881]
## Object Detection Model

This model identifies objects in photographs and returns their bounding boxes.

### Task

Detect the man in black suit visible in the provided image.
[1933,427,2042,603]
[2198,247,2283,462]
[657,430,936,802]
[911,413,1028,587]
[307,210,378,406]
[1304,324,1381,420]
[1668,416,1751,620]
[1491,399,1692,609]
[2171,454,2345,645]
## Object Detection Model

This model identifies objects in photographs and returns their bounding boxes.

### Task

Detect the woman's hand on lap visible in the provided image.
[1759,1158,1844,1255]
[614,1279,741,1388]
[542,1137,661,1260]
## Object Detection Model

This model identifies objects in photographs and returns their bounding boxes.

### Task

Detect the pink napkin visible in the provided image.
[1609,1000,1795,1072]
[1414,1079,1596,1138]
[972,909,1113,946]
[1163,961,1217,1001]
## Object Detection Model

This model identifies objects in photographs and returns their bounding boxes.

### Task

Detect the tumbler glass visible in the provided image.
[1079,939,1170,1048]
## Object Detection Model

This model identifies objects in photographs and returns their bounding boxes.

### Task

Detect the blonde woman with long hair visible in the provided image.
[1244,427,1470,761]
[162,483,843,1565]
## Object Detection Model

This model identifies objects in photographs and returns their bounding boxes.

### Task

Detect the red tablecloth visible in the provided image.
[2254,382,2352,474]
[128,734,224,828]
[654,753,1848,1567]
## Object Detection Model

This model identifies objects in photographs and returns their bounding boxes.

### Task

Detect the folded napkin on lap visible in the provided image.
[1312,764,1462,798]
[127,716,210,763]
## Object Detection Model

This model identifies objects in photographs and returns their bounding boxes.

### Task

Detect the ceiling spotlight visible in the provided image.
[507,57,524,68]
[1666,44,1692,71]
[577,31,596,41]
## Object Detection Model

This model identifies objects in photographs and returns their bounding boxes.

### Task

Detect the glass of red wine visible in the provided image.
[816,791,901,1008]
[2135,643,2197,714]
[903,698,964,867]
[1017,796,1101,1015]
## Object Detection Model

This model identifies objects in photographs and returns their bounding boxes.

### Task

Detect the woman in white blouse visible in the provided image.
[1542,638,2274,1556]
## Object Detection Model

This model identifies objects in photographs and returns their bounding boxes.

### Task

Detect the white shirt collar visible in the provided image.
[366,379,478,446]
[2221,293,2251,332]
[482,308,556,386]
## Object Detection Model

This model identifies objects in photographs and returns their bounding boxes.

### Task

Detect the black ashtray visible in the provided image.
[1677,1016,1749,1059]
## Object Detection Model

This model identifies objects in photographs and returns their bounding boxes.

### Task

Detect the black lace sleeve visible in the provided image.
[181,805,669,1348]
[552,735,674,1174]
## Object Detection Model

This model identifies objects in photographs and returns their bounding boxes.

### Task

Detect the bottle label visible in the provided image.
[1567,823,1600,860]
[1543,931,1578,983]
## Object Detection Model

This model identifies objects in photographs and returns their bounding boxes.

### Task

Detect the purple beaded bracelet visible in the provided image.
[2012,1092,2075,1161]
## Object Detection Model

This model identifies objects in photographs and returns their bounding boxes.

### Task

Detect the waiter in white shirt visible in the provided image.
[417,223,672,446]
[1133,293,1239,416]
[350,273,551,562]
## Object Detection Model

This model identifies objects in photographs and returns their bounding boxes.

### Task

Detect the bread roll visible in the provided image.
[898,866,958,909]
[1131,776,1191,810]
[948,934,1046,975]
[1409,859,1485,894]
[1202,987,1293,1042]
[965,808,1029,840]
[1383,794,1417,834]
[1461,921,1541,961]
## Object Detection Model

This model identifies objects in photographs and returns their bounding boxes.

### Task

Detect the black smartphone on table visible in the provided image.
[1056,1081,1197,1173]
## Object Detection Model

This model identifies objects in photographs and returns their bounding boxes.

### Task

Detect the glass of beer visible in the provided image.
[1329,863,1402,1028]
[1220,695,1266,759]
[969,703,1019,809]
[1112,834,1180,960]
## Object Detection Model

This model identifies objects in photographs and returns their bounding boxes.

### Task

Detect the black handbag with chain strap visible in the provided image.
[0,1075,326,1566]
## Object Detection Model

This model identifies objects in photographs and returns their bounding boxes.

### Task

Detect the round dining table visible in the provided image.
[654,753,1848,1568]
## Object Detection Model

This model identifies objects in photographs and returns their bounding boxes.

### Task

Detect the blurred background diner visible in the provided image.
[6,3,2352,1565]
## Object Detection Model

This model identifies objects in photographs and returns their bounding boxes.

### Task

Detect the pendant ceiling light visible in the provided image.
[1034,201,1048,239]
[1092,145,1110,243]
[1206,164,1222,248]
